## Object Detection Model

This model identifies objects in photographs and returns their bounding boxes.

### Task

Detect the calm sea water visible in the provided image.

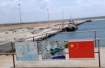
[47,20,105,47]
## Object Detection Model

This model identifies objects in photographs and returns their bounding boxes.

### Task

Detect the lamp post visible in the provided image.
[62,12,64,20]
[18,4,22,29]
[47,9,50,28]
[62,12,64,28]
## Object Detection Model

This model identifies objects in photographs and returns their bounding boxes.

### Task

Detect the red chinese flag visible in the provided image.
[68,39,95,59]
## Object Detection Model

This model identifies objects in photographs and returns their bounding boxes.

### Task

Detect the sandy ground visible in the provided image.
[0,47,105,68]
[0,22,61,32]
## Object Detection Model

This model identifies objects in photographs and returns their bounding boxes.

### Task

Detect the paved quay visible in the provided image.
[0,21,85,44]
[0,47,105,68]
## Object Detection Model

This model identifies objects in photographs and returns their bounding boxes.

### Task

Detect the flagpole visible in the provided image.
[98,39,101,67]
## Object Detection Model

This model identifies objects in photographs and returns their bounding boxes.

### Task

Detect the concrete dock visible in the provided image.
[0,20,86,42]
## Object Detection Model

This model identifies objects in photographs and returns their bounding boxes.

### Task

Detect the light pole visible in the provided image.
[62,12,64,20]
[62,12,64,28]
[18,4,22,29]
[47,9,50,28]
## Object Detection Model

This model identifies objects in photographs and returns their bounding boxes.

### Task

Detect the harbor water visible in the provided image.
[47,20,105,47]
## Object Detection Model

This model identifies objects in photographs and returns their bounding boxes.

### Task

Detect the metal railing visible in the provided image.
[0,38,102,67]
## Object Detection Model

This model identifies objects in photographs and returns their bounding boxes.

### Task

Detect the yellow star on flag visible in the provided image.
[70,44,74,48]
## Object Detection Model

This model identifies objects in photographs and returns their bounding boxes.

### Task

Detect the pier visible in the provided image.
[0,20,86,45]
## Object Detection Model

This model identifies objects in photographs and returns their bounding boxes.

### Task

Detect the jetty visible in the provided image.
[0,20,86,45]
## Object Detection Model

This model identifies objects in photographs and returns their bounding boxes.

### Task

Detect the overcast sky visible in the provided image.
[0,0,105,24]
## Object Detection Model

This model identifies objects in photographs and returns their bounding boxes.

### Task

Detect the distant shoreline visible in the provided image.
[92,19,105,21]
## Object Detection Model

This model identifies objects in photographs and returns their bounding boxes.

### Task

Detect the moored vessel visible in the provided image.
[65,20,78,32]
